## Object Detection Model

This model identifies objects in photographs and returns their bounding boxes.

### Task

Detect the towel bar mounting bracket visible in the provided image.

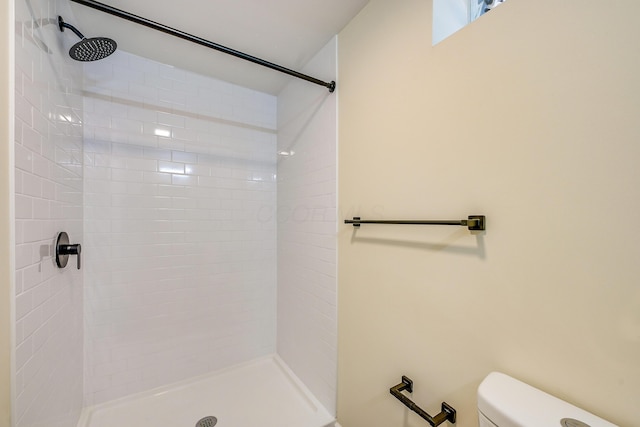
[467,215,485,231]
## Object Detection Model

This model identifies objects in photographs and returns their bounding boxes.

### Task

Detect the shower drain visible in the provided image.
[195,416,218,427]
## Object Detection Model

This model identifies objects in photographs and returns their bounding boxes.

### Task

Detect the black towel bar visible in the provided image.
[345,215,485,231]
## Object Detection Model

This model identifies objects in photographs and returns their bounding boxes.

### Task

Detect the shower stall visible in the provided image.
[11,0,337,426]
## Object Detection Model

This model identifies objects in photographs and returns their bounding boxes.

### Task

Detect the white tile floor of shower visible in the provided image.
[77,356,335,427]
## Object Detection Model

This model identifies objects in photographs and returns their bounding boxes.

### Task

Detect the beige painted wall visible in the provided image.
[0,0,13,425]
[337,1,640,426]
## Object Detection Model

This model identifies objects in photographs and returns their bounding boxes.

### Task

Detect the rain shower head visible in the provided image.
[58,16,117,61]
[69,36,117,61]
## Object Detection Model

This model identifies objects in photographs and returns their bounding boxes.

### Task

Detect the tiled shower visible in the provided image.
[82,51,279,405]
[13,0,337,425]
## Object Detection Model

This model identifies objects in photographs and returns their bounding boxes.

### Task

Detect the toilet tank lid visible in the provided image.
[477,372,618,427]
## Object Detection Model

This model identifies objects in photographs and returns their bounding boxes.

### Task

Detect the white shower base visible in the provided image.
[77,355,335,427]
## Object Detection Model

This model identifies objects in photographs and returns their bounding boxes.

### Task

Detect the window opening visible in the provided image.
[433,0,508,45]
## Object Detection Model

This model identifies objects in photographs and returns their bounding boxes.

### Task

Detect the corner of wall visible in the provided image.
[0,0,15,424]
[276,36,338,416]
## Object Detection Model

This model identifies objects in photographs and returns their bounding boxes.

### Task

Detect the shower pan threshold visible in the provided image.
[77,355,335,427]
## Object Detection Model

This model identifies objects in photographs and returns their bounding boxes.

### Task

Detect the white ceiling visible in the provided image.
[69,0,369,94]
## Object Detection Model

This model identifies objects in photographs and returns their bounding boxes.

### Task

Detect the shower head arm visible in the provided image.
[58,16,85,40]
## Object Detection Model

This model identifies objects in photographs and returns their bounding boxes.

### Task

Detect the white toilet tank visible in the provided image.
[477,372,618,427]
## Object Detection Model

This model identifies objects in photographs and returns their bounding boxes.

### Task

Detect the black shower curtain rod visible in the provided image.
[69,0,336,92]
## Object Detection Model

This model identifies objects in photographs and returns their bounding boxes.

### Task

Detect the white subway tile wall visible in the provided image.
[82,51,278,404]
[276,38,338,415]
[14,0,85,426]
[15,4,336,418]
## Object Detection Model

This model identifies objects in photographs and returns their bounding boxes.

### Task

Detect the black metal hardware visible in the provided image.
[55,232,82,270]
[345,215,485,231]
[58,15,85,39]
[390,376,456,427]
[58,15,118,61]
[69,0,336,92]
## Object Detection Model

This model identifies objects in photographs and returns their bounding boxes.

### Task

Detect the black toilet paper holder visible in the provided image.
[390,376,456,426]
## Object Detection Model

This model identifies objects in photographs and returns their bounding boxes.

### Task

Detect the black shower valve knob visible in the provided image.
[55,232,82,270]
[59,244,82,269]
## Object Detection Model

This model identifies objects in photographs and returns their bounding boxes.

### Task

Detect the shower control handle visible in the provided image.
[55,232,82,270]
[59,244,82,269]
